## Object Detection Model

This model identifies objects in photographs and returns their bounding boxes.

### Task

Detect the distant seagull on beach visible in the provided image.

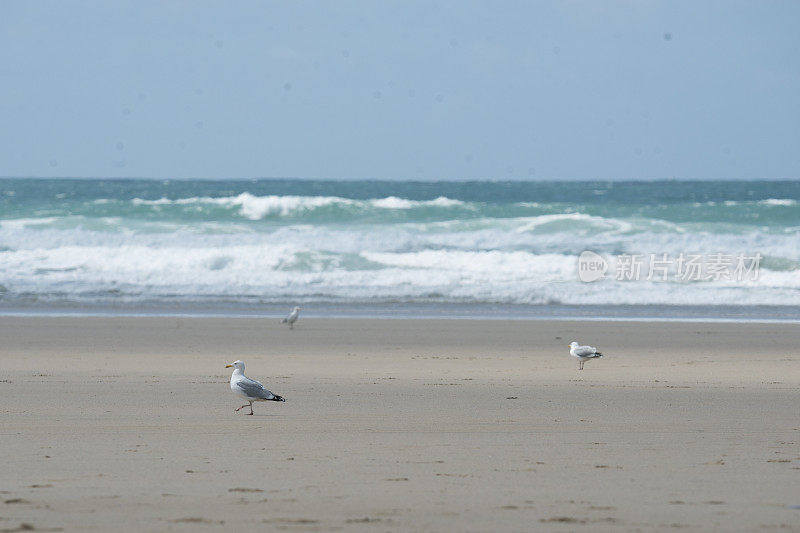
[569,341,604,370]
[225,360,285,415]
[281,306,301,329]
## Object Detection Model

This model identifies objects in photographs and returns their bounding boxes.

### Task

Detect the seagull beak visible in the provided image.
[225,364,233,368]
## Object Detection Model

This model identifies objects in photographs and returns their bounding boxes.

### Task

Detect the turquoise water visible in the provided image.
[1,178,798,317]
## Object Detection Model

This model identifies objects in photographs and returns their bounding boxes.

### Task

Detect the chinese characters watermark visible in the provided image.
[578,251,761,282]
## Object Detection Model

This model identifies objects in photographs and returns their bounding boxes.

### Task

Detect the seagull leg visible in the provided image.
[247,401,254,415]
[235,404,250,412]
[580,361,584,370]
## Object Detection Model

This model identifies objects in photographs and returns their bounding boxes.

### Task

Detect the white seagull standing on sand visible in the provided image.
[225,360,285,415]
[281,306,301,329]
[569,341,604,370]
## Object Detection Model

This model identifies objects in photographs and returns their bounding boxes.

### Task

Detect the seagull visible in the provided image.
[569,341,604,370]
[281,306,301,329]
[225,360,285,415]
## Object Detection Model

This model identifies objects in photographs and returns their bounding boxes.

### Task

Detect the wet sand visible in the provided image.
[1,316,798,531]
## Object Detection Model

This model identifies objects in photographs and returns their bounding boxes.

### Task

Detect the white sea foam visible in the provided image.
[219,193,350,219]
[370,196,466,209]
[131,194,351,219]
[131,197,174,206]
[693,199,798,208]
[2,230,798,307]
[0,217,60,229]
[369,196,418,209]
[759,198,797,206]
[126,194,468,219]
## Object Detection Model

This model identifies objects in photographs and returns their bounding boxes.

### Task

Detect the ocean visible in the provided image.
[1,178,799,320]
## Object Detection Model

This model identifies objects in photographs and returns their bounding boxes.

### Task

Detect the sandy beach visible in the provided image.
[1,316,798,532]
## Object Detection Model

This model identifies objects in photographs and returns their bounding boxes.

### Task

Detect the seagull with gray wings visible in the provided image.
[281,306,301,329]
[225,360,286,415]
[569,341,604,370]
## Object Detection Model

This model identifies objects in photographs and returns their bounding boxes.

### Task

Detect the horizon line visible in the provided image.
[1,175,797,183]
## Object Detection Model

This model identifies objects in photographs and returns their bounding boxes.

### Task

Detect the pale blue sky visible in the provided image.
[1,1,798,180]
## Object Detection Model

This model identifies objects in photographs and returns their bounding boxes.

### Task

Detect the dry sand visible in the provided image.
[1,316,798,532]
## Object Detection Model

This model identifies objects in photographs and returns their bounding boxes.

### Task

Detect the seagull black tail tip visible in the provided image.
[271,395,286,402]
[595,352,604,358]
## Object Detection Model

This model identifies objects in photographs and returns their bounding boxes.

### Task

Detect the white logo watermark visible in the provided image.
[577,252,762,282]
[577,251,608,282]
